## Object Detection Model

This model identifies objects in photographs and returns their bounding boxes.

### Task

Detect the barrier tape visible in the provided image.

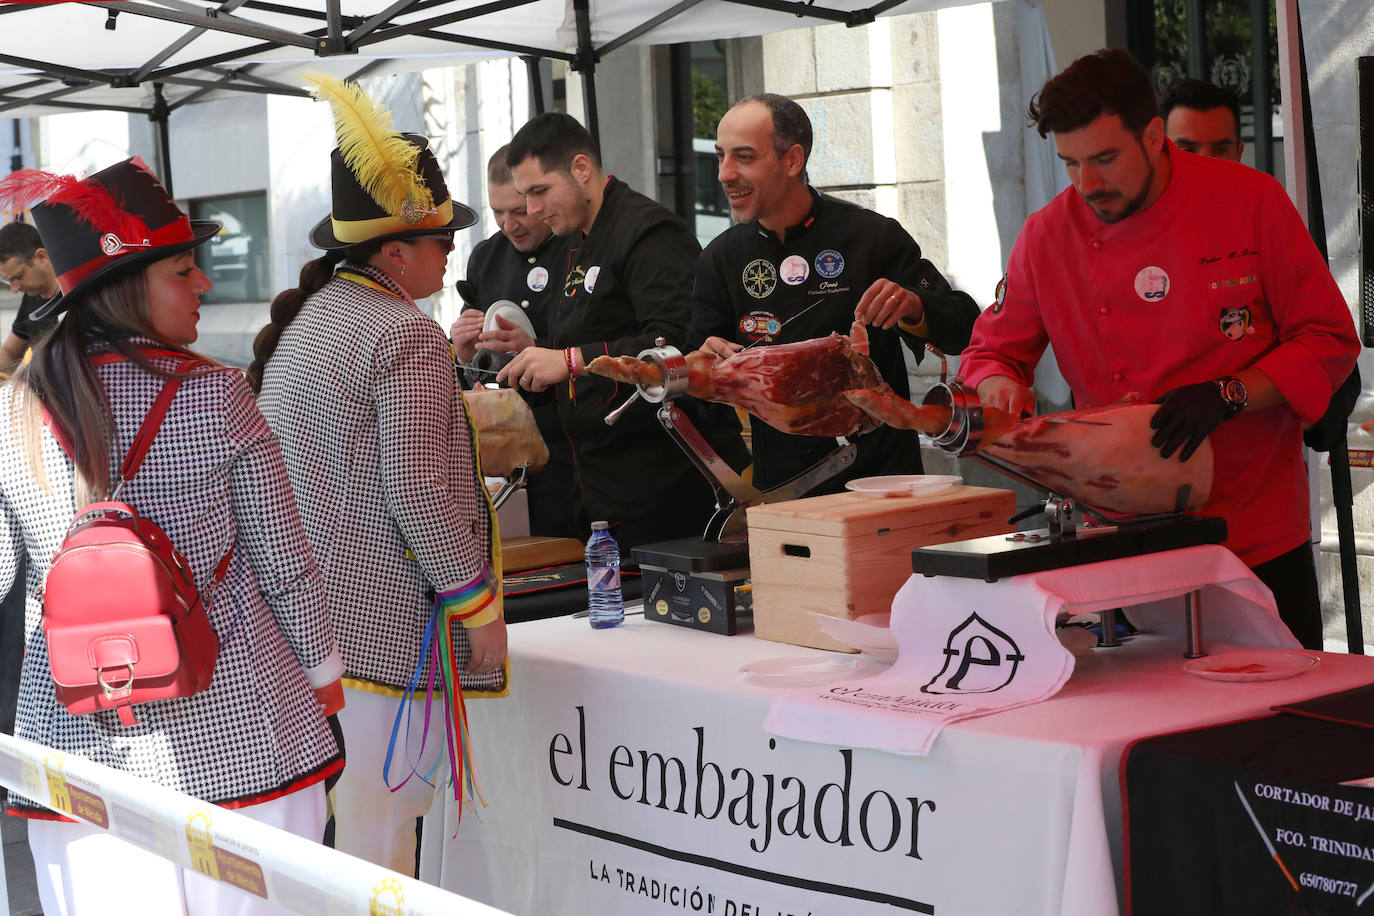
[0,733,510,915]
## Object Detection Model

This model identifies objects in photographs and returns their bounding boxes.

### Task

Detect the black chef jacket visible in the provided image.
[13,292,58,342]
[549,177,747,553]
[465,229,583,538]
[690,190,978,494]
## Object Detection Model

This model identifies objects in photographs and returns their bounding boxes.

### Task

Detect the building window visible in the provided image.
[190,193,270,303]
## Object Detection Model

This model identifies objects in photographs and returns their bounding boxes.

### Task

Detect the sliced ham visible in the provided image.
[842,391,1212,515]
[587,321,891,437]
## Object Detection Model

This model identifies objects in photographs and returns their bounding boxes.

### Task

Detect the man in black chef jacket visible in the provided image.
[452,145,582,538]
[498,113,747,553]
[689,93,979,494]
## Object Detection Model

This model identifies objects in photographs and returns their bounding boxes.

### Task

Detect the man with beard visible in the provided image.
[689,93,978,495]
[959,48,1359,648]
[498,113,747,554]
[0,221,60,371]
[452,145,580,537]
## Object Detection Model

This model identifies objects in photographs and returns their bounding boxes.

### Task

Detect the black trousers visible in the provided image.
[1251,542,1323,650]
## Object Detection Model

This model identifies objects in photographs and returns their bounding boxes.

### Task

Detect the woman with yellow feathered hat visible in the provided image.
[249,75,507,875]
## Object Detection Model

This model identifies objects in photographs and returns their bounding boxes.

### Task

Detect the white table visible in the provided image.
[421,614,1374,916]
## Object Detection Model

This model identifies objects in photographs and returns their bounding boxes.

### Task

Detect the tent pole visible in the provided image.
[572,0,599,149]
[153,83,173,197]
[523,54,546,115]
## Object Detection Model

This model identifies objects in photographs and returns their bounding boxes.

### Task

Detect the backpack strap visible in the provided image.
[43,350,203,487]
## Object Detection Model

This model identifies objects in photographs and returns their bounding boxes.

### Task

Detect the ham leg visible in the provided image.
[587,320,890,437]
[843,391,1212,515]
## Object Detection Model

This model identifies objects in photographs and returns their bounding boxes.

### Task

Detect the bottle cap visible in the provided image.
[591,521,609,531]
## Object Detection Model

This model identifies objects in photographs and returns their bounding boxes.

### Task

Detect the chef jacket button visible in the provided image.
[1091,240,1102,250]
[1112,372,1123,382]
[1099,306,1109,315]
[527,256,536,264]
[521,300,529,307]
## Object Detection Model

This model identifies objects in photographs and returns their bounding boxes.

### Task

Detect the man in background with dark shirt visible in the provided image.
[452,145,581,538]
[690,93,979,495]
[498,113,747,553]
[0,221,60,372]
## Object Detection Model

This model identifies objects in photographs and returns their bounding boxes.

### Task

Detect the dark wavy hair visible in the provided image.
[506,112,601,175]
[1159,78,1242,139]
[1028,48,1157,139]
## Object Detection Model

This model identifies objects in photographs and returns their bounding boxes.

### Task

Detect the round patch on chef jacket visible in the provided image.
[991,275,1007,313]
[1134,265,1170,301]
[780,254,810,286]
[1218,305,1254,340]
[527,266,549,292]
[584,265,601,293]
[742,259,777,299]
[815,249,845,279]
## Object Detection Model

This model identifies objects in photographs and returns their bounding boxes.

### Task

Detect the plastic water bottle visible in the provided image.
[585,521,624,629]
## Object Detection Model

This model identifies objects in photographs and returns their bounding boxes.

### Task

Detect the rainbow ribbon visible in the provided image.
[383,570,496,822]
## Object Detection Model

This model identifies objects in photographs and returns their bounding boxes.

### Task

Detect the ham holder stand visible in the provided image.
[602,337,857,635]
[912,379,1226,657]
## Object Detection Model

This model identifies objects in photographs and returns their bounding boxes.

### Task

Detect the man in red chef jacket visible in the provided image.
[958,48,1360,649]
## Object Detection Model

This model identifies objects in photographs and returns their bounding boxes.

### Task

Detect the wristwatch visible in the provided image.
[1215,376,1247,419]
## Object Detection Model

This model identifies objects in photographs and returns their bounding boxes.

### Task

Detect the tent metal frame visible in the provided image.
[0,0,897,144]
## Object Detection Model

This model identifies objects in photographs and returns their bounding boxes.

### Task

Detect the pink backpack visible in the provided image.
[41,353,231,726]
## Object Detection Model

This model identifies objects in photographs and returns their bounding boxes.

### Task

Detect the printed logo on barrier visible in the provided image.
[921,613,1025,694]
[780,254,809,285]
[527,265,549,292]
[186,809,269,897]
[370,877,406,916]
[44,755,72,816]
[742,258,777,299]
[815,249,845,279]
[1219,304,1254,340]
[1134,265,1170,301]
[187,810,219,878]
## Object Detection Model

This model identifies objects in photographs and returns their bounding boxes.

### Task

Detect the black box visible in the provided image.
[632,538,750,635]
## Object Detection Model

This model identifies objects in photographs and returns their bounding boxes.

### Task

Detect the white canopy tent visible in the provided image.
[0,0,994,133]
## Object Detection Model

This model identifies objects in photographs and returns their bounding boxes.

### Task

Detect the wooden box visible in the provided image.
[745,486,1016,651]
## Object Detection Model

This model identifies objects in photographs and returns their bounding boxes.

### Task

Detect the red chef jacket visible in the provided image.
[960,143,1359,566]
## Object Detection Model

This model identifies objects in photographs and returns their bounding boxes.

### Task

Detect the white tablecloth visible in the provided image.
[422,613,1374,916]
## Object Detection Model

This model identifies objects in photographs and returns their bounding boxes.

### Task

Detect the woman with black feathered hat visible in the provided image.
[250,74,508,876]
[0,158,345,913]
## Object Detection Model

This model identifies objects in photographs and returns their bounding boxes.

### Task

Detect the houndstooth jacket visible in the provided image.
[0,347,344,814]
[257,265,500,692]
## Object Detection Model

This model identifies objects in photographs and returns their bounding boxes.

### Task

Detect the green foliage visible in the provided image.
[693,71,727,139]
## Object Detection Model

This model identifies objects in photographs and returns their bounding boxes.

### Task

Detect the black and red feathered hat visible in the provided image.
[0,157,220,319]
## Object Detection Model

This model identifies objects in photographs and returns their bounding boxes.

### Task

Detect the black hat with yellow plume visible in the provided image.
[306,73,477,250]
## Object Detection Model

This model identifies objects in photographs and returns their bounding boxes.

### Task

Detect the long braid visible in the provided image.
[246,251,343,393]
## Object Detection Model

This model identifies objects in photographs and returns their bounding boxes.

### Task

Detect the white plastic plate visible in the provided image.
[740,655,864,687]
[844,475,962,498]
[1182,650,1319,683]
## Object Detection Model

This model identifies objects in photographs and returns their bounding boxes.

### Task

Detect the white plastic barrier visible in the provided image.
[0,732,510,915]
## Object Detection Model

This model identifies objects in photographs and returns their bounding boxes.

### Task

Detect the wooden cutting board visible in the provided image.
[500,535,586,573]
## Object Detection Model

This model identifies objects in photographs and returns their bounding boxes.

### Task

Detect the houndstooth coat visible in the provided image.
[0,347,344,814]
[257,265,501,693]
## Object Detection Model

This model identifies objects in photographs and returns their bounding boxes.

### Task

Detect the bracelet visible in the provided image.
[564,347,579,380]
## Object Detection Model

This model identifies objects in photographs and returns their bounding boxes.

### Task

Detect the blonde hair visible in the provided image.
[13,266,211,504]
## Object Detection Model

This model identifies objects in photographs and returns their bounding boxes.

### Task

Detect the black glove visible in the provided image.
[1149,382,1228,461]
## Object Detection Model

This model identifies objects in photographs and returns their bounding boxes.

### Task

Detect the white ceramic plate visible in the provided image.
[740,655,864,687]
[483,300,537,340]
[1182,650,1319,683]
[844,475,962,498]
[810,612,897,654]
